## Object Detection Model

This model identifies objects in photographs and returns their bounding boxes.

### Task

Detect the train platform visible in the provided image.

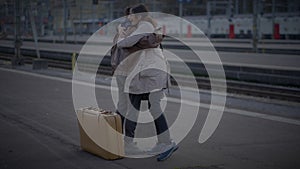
[0,39,299,70]
[0,63,300,169]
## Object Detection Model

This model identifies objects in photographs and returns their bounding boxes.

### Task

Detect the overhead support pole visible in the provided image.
[63,0,67,43]
[272,0,276,39]
[29,0,40,59]
[30,0,47,70]
[252,0,258,53]
[179,0,183,38]
[12,0,24,66]
[206,1,211,39]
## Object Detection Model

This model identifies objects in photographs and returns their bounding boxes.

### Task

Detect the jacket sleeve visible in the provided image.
[117,34,144,48]
[117,22,154,48]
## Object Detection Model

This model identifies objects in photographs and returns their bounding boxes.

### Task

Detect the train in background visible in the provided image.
[158,13,300,39]
[1,13,299,40]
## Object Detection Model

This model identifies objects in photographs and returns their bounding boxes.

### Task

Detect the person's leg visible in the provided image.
[124,93,143,143]
[116,75,128,125]
[148,90,171,144]
[147,90,178,159]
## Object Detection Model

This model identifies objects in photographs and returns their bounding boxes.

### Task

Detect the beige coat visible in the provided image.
[117,21,169,94]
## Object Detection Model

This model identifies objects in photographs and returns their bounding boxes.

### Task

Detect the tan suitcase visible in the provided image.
[76,107,124,160]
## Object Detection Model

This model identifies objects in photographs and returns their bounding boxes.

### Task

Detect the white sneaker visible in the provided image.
[125,142,145,156]
[147,143,167,155]
[147,141,176,155]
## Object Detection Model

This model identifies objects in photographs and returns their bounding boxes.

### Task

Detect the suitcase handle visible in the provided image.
[100,111,113,115]
[80,107,114,115]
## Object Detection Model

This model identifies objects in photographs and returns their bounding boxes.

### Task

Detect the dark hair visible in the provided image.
[124,6,131,16]
[130,4,149,18]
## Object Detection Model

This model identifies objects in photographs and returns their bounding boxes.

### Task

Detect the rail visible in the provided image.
[0,51,299,103]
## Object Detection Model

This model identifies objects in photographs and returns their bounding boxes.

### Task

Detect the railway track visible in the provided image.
[177,75,300,102]
[0,53,300,103]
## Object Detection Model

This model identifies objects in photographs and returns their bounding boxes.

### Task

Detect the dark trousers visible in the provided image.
[115,75,128,127]
[124,91,171,144]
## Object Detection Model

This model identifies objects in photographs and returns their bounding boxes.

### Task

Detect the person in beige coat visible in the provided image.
[116,4,178,161]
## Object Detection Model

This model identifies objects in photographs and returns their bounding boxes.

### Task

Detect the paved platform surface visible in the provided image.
[0,65,300,169]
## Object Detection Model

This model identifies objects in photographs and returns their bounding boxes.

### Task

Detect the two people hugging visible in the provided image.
[111,4,178,161]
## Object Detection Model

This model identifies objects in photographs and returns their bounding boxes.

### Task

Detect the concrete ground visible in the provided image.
[0,64,299,169]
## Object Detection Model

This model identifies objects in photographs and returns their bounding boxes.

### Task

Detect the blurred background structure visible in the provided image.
[0,0,299,39]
